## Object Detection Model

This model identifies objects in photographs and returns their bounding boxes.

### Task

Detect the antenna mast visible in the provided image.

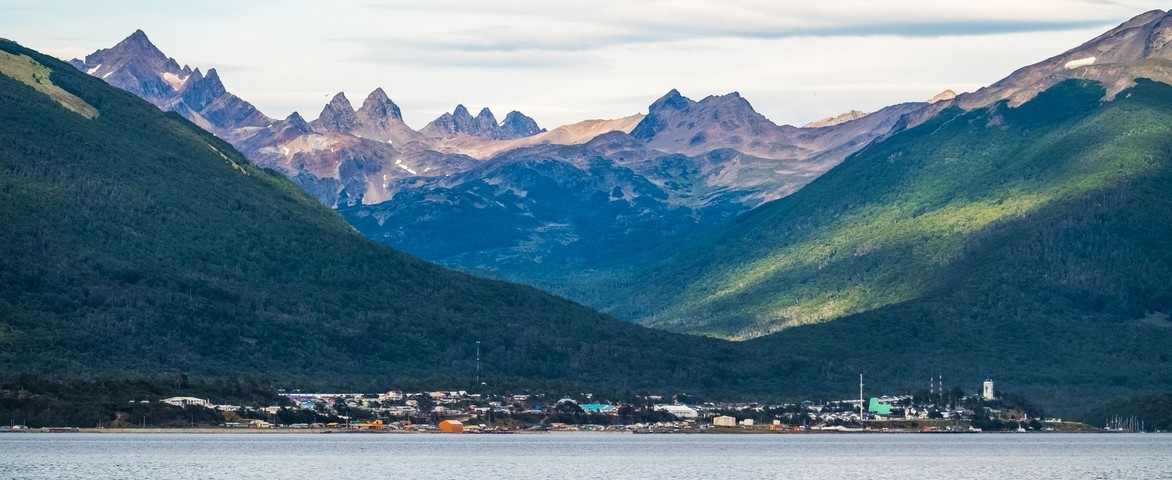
[859,373,864,423]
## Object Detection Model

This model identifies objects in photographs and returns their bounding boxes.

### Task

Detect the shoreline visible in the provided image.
[0,428,1145,435]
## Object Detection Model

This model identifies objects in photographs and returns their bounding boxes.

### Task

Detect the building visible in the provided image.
[713,415,736,427]
[162,396,210,408]
[983,379,995,400]
[739,419,755,426]
[868,398,891,415]
[438,420,464,433]
[655,405,699,419]
[580,404,617,414]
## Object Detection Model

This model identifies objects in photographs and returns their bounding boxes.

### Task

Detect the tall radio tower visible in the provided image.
[859,374,864,422]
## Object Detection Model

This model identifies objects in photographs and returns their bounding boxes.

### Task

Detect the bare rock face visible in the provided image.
[928,90,957,104]
[421,105,544,140]
[499,111,544,139]
[803,110,869,128]
[630,88,926,170]
[308,89,427,148]
[310,92,360,134]
[352,88,425,146]
[70,30,270,141]
[954,9,1172,110]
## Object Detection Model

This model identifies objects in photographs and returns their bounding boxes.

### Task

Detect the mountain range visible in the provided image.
[66,30,933,287]
[0,39,742,392]
[3,10,1172,409]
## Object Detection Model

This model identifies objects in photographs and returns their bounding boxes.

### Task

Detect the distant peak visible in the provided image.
[475,107,497,123]
[649,88,694,112]
[453,104,470,116]
[359,88,402,120]
[703,91,754,109]
[498,110,543,139]
[928,90,957,104]
[108,29,166,61]
[285,111,312,132]
[365,88,389,102]
[326,92,353,111]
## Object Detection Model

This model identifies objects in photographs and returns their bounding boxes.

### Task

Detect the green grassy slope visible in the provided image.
[578,78,1172,408]
[613,79,1172,341]
[0,39,743,392]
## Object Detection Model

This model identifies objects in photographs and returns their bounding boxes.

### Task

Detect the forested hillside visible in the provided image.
[0,39,741,393]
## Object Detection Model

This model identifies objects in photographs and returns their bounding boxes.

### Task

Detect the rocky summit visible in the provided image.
[421,104,545,140]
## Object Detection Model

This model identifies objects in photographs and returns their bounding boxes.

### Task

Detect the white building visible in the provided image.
[713,415,736,427]
[983,379,995,400]
[162,396,210,408]
[655,405,699,419]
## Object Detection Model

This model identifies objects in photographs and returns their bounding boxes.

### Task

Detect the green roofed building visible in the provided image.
[580,404,616,413]
[868,398,891,415]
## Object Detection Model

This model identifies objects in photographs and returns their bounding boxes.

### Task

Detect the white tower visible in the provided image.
[982,379,994,400]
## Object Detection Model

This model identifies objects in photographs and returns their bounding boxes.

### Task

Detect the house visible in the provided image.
[438,420,464,433]
[162,397,210,408]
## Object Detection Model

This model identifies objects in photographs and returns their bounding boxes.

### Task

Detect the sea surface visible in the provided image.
[1,432,1169,479]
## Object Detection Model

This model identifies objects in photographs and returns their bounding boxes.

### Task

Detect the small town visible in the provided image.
[3,379,1129,434]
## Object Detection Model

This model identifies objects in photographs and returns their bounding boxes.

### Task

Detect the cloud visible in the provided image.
[347,0,1140,68]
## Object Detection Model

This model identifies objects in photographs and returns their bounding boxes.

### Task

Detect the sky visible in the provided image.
[1,1,1167,128]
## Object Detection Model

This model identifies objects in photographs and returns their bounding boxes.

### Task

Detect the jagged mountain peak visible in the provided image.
[500,110,544,139]
[286,111,311,131]
[311,92,360,133]
[648,88,694,112]
[113,29,166,59]
[324,92,353,111]
[632,88,773,143]
[422,104,541,140]
[360,87,403,120]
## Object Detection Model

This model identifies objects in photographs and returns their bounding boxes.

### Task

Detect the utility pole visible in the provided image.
[476,341,481,386]
[859,373,864,423]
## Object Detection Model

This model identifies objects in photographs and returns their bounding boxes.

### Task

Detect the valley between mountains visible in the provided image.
[4,9,1172,408]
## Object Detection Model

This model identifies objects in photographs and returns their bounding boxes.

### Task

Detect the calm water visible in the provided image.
[1,433,1170,479]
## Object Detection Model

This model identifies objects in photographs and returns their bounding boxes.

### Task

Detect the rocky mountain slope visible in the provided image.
[68,30,271,143]
[69,30,935,297]
[602,9,1172,340]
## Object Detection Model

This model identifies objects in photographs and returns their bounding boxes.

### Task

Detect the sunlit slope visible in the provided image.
[620,79,1172,340]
